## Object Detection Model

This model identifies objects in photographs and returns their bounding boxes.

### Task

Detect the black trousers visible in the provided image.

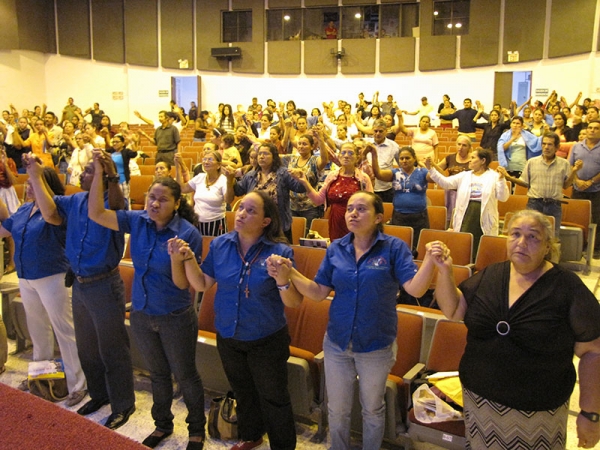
[216,326,296,450]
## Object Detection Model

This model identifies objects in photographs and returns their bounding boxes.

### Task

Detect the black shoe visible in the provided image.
[77,398,110,416]
[104,405,136,430]
[142,429,173,448]
[186,436,205,450]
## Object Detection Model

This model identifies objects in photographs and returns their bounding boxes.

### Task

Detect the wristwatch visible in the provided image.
[580,410,600,423]
[106,175,120,183]
[277,282,291,291]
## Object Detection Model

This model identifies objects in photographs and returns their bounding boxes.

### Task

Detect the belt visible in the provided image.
[531,198,565,205]
[76,267,119,284]
[157,149,175,153]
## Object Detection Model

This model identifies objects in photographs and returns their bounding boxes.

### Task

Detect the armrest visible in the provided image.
[403,362,426,385]
[314,350,324,364]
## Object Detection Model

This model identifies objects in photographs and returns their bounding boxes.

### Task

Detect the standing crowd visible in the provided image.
[0,90,599,450]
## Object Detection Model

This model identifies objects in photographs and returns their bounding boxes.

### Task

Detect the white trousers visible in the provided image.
[19,273,86,393]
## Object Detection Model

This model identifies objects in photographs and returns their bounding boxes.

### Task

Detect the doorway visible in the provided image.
[493,71,532,110]
[171,76,202,116]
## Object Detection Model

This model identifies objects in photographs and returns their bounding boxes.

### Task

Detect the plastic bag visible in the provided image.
[412,384,463,423]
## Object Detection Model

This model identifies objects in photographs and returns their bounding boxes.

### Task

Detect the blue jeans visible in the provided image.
[526,198,562,239]
[130,306,206,436]
[323,334,397,450]
[72,271,135,413]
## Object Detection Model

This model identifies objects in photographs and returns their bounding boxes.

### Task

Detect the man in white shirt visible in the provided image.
[365,119,400,202]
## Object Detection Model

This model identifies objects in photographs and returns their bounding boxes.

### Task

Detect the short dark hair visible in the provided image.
[542,131,560,148]
[42,167,65,196]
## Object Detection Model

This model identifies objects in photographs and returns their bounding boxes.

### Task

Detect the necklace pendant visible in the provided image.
[244,285,250,298]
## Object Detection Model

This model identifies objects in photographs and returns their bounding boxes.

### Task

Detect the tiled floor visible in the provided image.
[1,256,600,449]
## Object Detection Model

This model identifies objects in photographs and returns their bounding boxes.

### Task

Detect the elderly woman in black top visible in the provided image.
[432,209,600,449]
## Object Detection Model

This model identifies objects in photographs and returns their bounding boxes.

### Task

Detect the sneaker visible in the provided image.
[65,389,88,407]
[231,438,263,450]
[17,379,29,391]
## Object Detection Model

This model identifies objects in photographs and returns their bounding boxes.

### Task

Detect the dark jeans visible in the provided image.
[72,271,135,413]
[572,189,600,250]
[217,326,296,450]
[526,198,562,238]
[130,306,206,436]
[375,189,394,204]
[392,209,430,250]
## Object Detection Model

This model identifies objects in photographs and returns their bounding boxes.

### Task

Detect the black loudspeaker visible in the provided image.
[211,47,242,58]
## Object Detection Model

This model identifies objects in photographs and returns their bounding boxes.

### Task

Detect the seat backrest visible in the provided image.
[286,298,331,356]
[426,189,445,207]
[561,198,591,242]
[198,283,218,333]
[426,319,467,372]
[383,202,394,223]
[391,310,423,378]
[513,184,528,196]
[202,236,216,260]
[427,205,447,230]
[416,229,473,265]
[474,235,507,272]
[291,216,306,245]
[383,225,413,249]
[497,194,528,220]
[129,175,154,210]
[310,218,330,238]
[292,245,326,280]
[65,185,84,196]
[225,211,235,233]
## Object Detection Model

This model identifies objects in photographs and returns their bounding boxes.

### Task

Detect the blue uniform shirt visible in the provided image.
[201,232,293,341]
[314,231,417,352]
[391,167,429,214]
[2,202,69,280]
[55,192,125,277]
[116,210,202,315]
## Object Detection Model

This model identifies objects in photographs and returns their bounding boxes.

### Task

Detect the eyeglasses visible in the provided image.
[202,158,216,163]
[257,151,272,157]
[340,151,355,156]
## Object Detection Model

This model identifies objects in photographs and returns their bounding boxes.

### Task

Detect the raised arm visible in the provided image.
[134,110,154,126]
[87,151,119,230]
[313,126,329,171]
[574,338,600,448]
[364,145,393,182]
[24,154,63,225]
[430,247,467,320]
[267,255,331,301]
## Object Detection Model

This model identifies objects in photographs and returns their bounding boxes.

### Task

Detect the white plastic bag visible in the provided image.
[412,384,463,423]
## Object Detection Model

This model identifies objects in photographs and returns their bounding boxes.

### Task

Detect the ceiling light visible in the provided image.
[284,15,290,21]
[434,11,439,15]
[455,22,462,28]
[355,13,361,19]
[447,23,453,28]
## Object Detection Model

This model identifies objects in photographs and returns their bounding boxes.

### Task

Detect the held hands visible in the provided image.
[168,238,193,262]
[576,413,600,449]
[425,241,452,268]
[424,156,433,170]
[221,165,236,181]
[496,166,507,179]
[266,254,292,285]
[573,160,583,172]
[288,168,306,181]
[22,153,44,176]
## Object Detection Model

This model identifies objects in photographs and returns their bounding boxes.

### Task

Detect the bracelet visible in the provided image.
[580,410,600,423]
[106,175,120,183]
[277,282,291,291]
[182,257,195,262]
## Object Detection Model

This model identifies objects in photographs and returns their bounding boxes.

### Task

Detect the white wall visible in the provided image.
[1,48,599,125]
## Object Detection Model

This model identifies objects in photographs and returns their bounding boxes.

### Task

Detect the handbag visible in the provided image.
[27,359,69,402]
[208,391,238,440]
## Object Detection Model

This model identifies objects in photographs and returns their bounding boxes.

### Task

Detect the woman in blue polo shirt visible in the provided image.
[87,152,206,450]
[168,190,303,450]
[0,168,86,406]
[267,191,445,450]
[366,145,430,249]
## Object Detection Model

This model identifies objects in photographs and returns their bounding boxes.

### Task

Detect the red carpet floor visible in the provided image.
[0,383,146,450]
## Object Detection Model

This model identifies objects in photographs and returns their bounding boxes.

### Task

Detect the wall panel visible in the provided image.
[380,37,415,73]
[232,0,264,73]
[0,0,19,50]
[460,0,500,68]
[16,0,56,53]
[92,0,124,64]
[268,41,301,74]
[304,40,337,74]
[304,0,337,6]
[196,0,228,72]
[419,36,456,71]
[57,0,90,58]
[125,0,158,66]
[549,0,595,58]
[340,39,375,74]
[503,0,545,63]
[161,0,194,69]
[269,0,301,7]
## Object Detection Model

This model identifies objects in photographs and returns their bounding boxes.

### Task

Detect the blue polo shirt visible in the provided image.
[568,139,600,193]
[233,166,306,232]
[55,192,125,277]
[2,202,69,280]
[201,232,294,341]
[116,210,202,315]
[314,231,417,352]
[391,167,429,214]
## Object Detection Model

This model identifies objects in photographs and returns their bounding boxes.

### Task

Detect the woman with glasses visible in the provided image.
[291,142,372,241]
[67,134,93,186]
[177,149,227,236]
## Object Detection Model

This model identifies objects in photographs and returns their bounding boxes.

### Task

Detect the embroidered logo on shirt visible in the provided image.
[365,256,388,270]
